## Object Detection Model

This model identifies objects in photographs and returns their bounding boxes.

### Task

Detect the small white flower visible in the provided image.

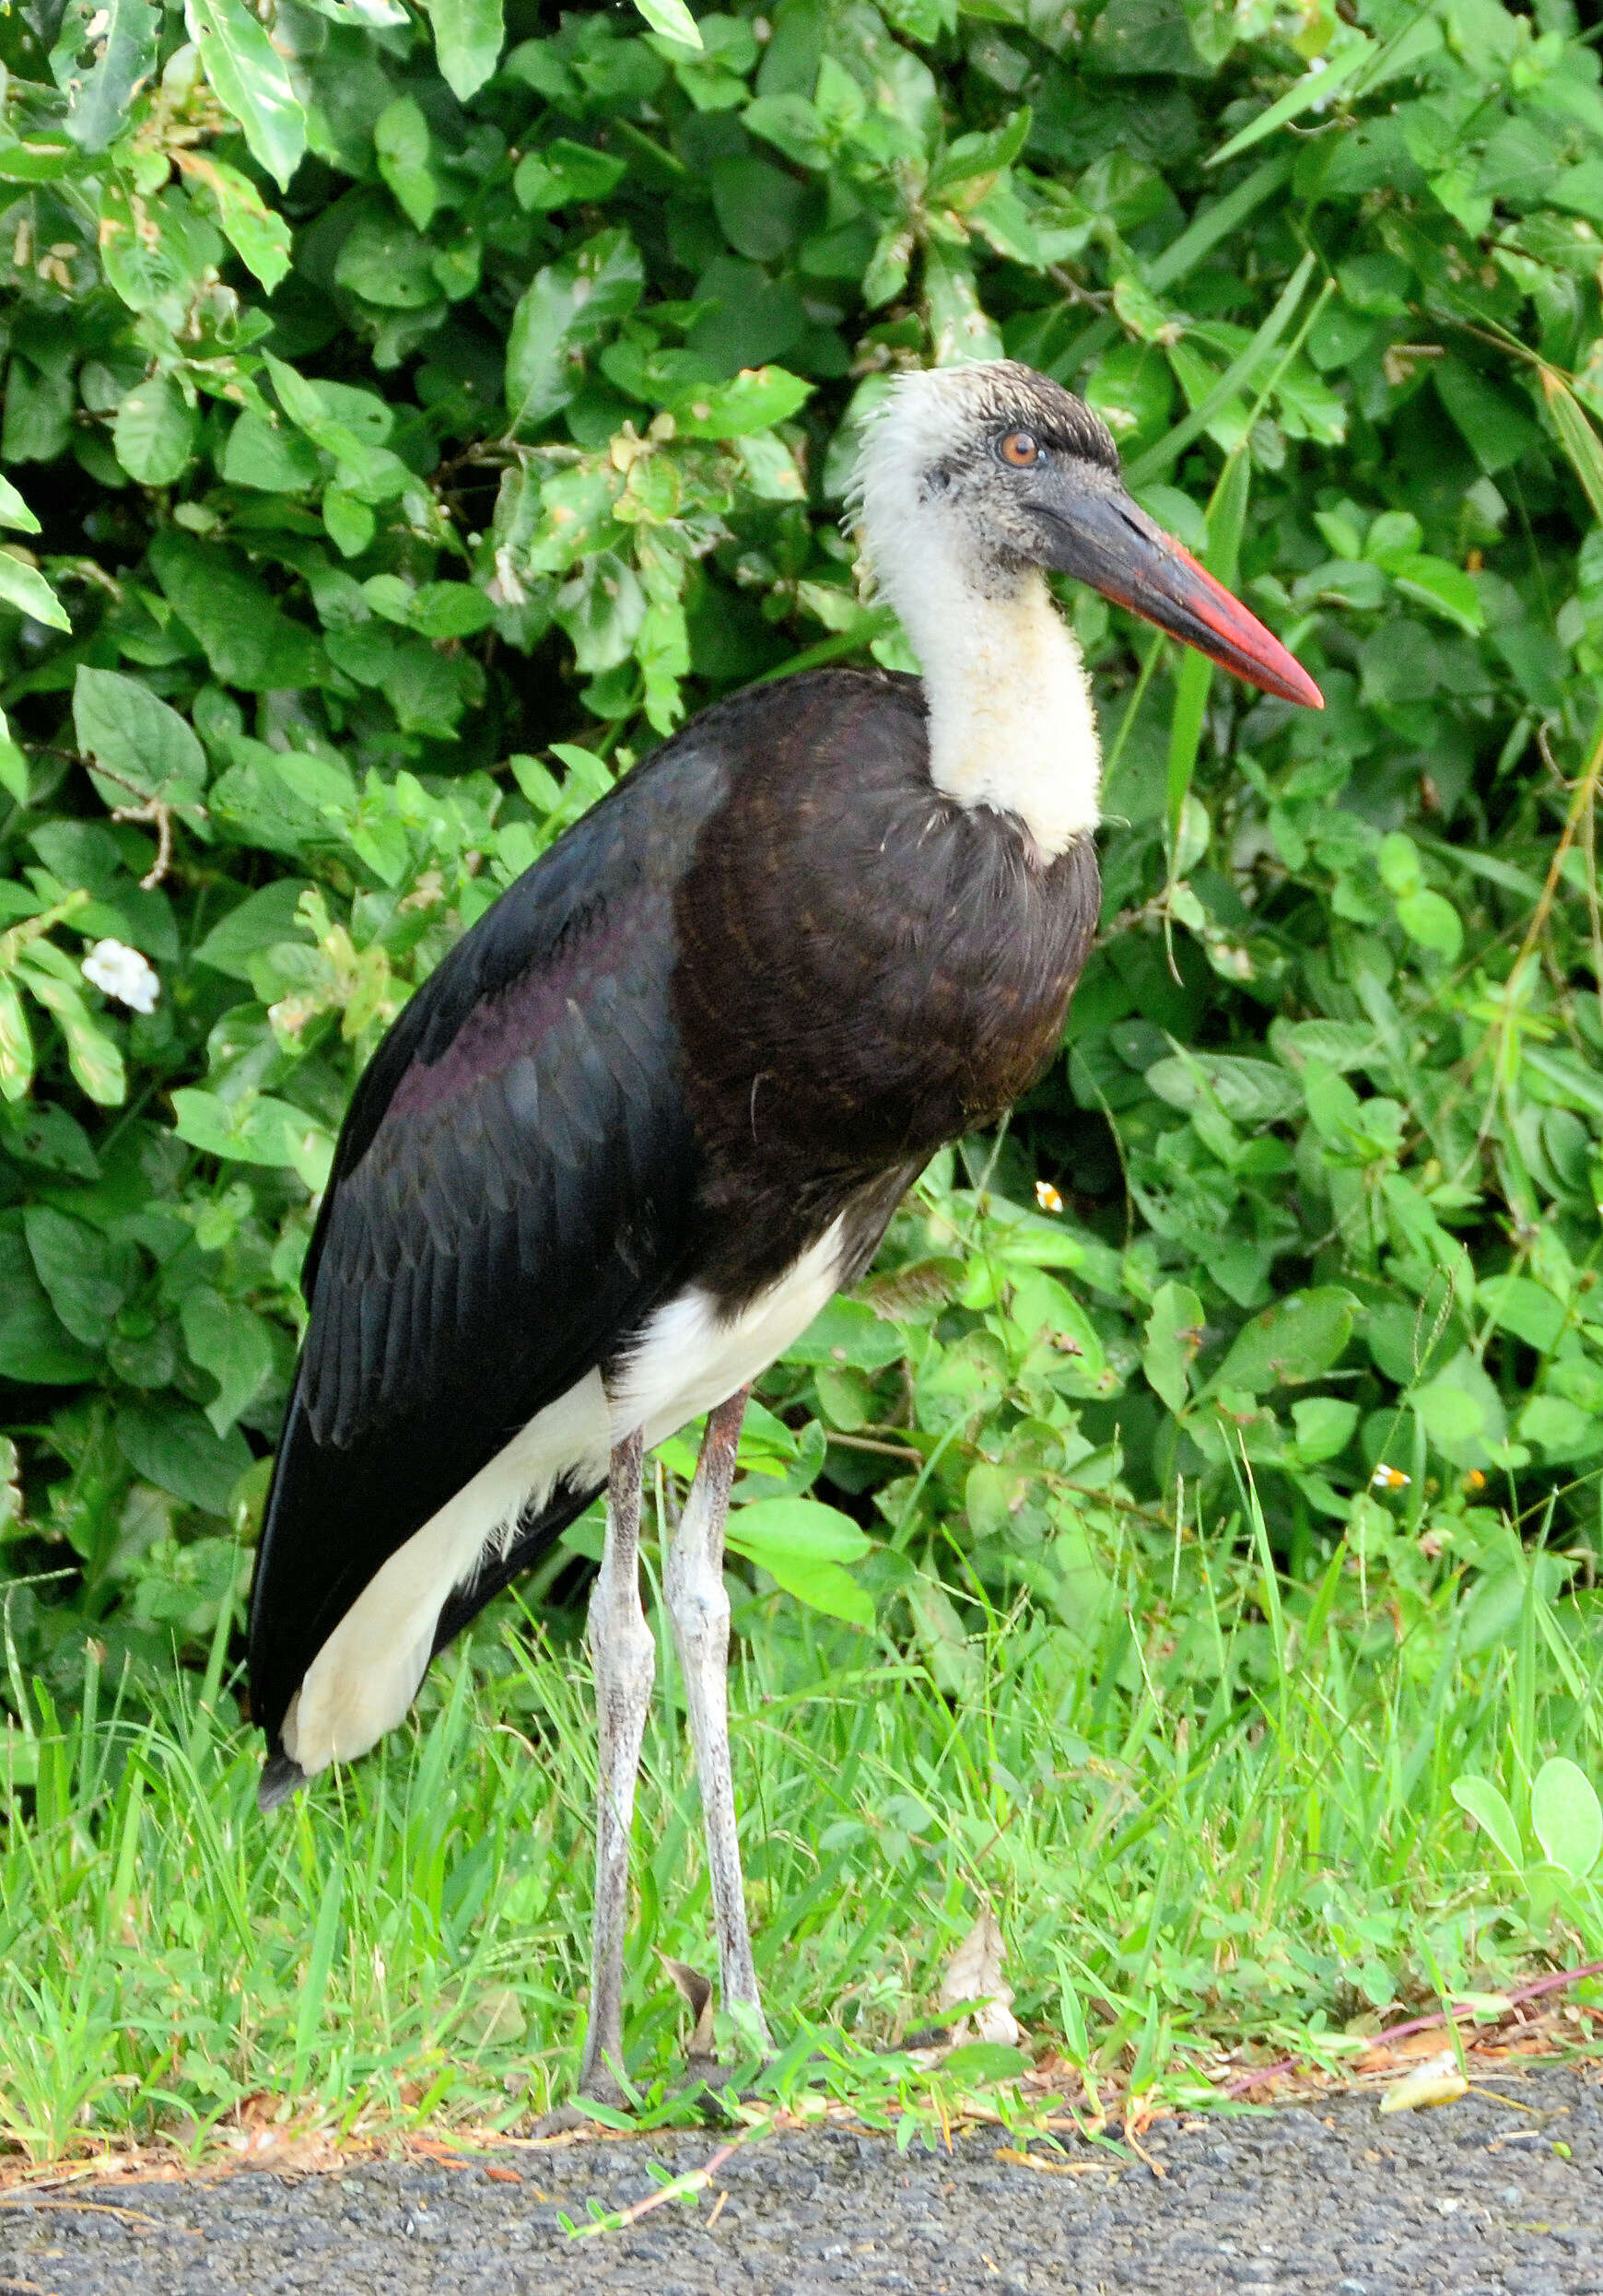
[486,545,527,607]
[82,938,159,1014]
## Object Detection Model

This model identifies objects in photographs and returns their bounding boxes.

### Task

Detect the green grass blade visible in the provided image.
[1126,252,1315,487]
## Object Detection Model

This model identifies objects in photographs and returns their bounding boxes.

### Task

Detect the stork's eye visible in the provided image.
[999,429,1041,469]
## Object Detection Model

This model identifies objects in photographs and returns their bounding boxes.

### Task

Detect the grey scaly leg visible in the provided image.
[578,1425,653,2103]
[664,1386,771,2054]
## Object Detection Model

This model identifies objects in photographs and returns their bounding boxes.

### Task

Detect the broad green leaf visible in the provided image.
[375,97,439,231]
[1008,1268,1107,1394]
[221,411,322,495]
[1541,367,1603,526]
[323,490,376,557]
[1530,1757,1603,1880]
[1079,339,1166,451]
[183,0,303,187]
[785,1295,907,1372]
[1521,1044,1603,1124]
[418,0,505,102]
[506,230,643,432]
[22,1206,128,1347]
[0,551,70,632]
[513,137,626,214]
[711,154,806,261]
[1086,0,1212,76]
[1115,272,1181,346]
[671,366,813,438]
[13,955,126,1105]
[0,1214,98,1383]
[0,474,41,533]
[1143,1281,1204,1414]
[1517,1395,1597,1461]
[185,0,306,189]
[176,153,293,291]
[1144,1050,1304,1123]
[1268,1019,1376,1074]
[1435,360,1539,476]
[1480,1275,1565,1353]
[631,0,701,42]
[726,1497,871,1567]
[1208,1288,1354,1395]
[734,434,804,500]
[726,1496,873,1626]
[116,1400,251,1515]
[743,93,831,172]
[928,107,1031,202]
[297,0,405,19]
[74,667,206,807]
[1376,830,1421,894]
[148,533,322,690]
[1390,555,1483,634]
[1289,1396,1359,1462]
[180,1289,274,1436]
[62,0,159,153]
[193,881,313,981]
[0,709,27,806]
[1411,1350,1505,1469]
[170,1086,333,1187]
[97,181,216,322]
[111,374,197,488]
[924,244,1003,367]
[553,551,643,674]
[1394,888,1462,959]
[410,582,497,640]
[915,1329,1009,1435]
[335,212,441,310]
[906,1565,982,1696]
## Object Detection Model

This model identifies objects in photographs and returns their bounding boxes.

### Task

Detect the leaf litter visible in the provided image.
[1,1955,1598,2212]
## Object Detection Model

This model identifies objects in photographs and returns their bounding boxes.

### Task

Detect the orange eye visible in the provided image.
[1000,430,1040,468]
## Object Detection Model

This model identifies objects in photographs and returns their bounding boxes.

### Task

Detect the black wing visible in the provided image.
[247,742,726,1751]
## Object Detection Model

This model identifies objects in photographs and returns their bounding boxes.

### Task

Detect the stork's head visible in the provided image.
[854,360,1321,710]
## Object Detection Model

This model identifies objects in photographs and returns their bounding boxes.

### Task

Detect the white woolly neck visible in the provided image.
[853,376,1102,862]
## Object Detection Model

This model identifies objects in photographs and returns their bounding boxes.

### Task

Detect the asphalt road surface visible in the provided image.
[3,2066,1599,2294]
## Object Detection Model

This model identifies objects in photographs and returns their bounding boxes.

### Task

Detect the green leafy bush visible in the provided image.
[4,0,1603,1715]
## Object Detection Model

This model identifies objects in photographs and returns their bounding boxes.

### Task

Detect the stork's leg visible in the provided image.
[664,1386,771,2054]
[578,1425,653,2103]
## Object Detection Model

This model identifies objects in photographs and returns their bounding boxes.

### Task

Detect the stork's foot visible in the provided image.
[526,2063,634,2137]
[528,2100,593,2138]
[576,2064,634,2112]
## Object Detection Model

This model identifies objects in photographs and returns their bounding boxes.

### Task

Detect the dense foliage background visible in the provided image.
[3,0,1603,1758]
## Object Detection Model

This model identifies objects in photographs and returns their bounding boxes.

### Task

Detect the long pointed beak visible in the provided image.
[1042,486,1323,709]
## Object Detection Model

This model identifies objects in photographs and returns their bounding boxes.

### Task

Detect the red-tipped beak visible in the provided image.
[1036,483,1323,709]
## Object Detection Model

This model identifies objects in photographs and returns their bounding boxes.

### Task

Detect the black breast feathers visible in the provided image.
[673,669,1101,1304]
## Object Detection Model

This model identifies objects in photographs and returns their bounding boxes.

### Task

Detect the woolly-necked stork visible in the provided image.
[248,360,1321,2099]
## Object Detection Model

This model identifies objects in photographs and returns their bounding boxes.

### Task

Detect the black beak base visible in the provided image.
[1036,484,1323,709]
